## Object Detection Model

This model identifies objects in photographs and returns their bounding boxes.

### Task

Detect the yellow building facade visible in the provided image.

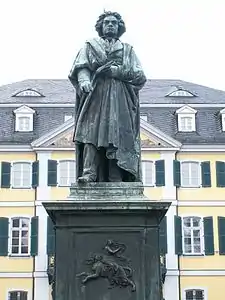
[1,79,225,300]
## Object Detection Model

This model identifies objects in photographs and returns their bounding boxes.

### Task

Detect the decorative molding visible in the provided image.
[180,270,225,276]
[0,103,224,108]
[0,202,34,207]
[176,105,197,115]
[0,272,32,278]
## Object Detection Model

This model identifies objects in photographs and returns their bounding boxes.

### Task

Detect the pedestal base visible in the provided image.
[43,182,170,300]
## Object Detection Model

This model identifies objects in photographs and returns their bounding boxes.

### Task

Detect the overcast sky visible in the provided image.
[1,0,225,90]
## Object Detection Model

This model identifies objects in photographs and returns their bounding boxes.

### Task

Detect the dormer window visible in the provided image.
[13,89,43,97]
[13,105,35,132]
[220,108,225,131]
[176,105,197,132]
[168,90,194,97]
[166,86,196,97]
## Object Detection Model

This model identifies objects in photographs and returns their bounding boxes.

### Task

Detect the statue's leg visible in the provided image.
[108,159,122,182]
[78,143,99,182]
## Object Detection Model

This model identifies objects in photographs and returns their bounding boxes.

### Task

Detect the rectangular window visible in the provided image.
[58,160,76,186]
[12,162,32,188]
[180,116,194,131]
[182,217,203,255]
[140,114,148,122]
[181,162,200,187]
[142,161,154,186]
[185,289,204,300]
[18,117,30,131]
[10,218,30,255]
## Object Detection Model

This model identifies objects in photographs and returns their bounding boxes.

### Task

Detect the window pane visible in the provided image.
[12,231,19,238]
[13,219,20,227]
[193,217,201,227]
[183,218,191,227]
[18,117,30,131]
[186,290,194,299]
[12,246,19,254]
[21,246,29,254]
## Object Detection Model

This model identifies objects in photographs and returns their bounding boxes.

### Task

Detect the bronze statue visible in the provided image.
[69,11,146,183]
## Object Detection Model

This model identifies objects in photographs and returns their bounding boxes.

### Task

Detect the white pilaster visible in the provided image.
[161,151,177,200]
[160,151,179,300]
[35,151,51,300]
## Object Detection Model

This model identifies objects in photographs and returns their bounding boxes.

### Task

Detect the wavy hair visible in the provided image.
[95,11,126,38]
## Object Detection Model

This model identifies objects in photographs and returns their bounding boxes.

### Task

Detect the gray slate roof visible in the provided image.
[0,79,225,145]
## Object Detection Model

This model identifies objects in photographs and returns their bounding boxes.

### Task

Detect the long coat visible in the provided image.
[69,37,146,181]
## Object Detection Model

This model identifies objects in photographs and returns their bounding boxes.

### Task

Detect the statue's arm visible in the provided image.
[112,47,146,89]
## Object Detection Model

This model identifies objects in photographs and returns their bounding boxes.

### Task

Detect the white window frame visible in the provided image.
[8,216,31,257]
[180,161,201,188]
[182,216,204,256]
[176,105,197,132]
[11,161,32,189]
[64,114,73,122]
[183,287,207,300]
[221,113,225,131]
[169,90,194,97]
[57,159,76,187]
[140,114,148,122]
[142,160,155,186]
[13,105,35,132]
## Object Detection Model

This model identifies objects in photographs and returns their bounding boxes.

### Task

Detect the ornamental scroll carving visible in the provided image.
[77,239,136,292]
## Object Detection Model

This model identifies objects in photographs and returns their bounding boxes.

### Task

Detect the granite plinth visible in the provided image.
[43,182,170,300]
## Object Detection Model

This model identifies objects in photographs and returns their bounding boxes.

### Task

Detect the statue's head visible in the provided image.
[95,11,126,39]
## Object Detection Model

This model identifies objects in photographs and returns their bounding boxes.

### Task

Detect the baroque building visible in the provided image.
[0,79,225,300]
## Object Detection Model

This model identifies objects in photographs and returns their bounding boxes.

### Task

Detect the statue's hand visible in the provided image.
[80,81,93,93]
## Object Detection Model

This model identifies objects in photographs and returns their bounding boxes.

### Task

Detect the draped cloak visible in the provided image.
[68,37,146,181]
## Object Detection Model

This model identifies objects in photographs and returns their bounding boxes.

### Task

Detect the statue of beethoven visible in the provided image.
[69,11,146,183]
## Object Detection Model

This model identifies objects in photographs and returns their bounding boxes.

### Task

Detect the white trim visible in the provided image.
[180,270,225,276]
[140,119,182,148]
[178,201,225,206]
[0,202,34,207]
[0,272,32,277]
[0,103,224,108]
[182,287,207,300]
[13,105,35,114]
[176,105,197,114]
[31,117,74,147]
[181,144,225,151]
[6,288,32,300]
[33,271,48,277]
[31,117,181,149]
[166,270,179,276]
[34,277,49,300]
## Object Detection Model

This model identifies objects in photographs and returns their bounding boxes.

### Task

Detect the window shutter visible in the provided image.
[30,217,39,256]
[201,161,211,187]
[203,216,214,255]
[155,160,165,186]
[0,217,9,256]
[32,161,39,187]
[218,216,225,255]
[47,217,55,255]
[216,161,225,187]
[173,160,181,187]
[174,216,182,255]
[159,216,167,255]
[48,160,57,186]
[1,161,11,188]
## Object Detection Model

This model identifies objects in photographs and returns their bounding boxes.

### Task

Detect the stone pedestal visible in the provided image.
[43,182,170,300]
